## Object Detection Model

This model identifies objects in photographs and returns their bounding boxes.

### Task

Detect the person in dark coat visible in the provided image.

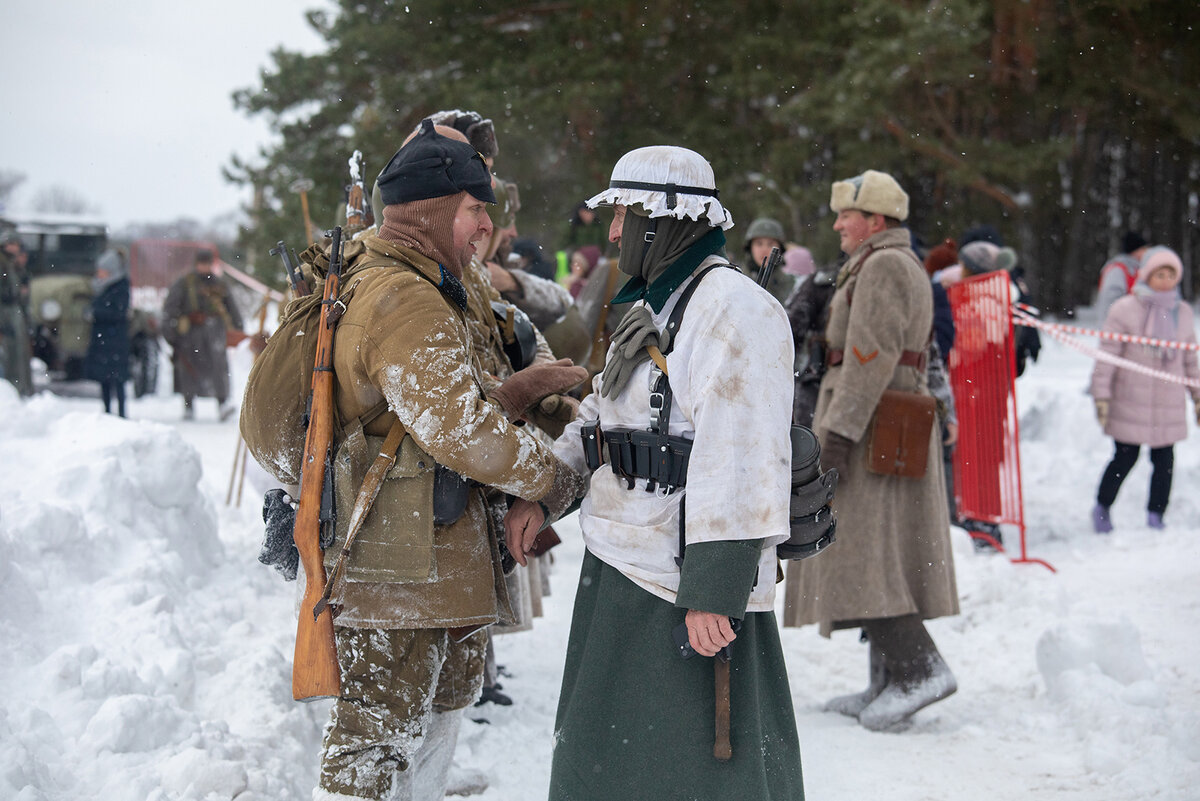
[162,250,243,421]
[784,265,837,427]
[84,249,132,417]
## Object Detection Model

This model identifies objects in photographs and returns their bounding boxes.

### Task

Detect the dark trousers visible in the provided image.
[100,379,126,418]
[1097,441,1174,514]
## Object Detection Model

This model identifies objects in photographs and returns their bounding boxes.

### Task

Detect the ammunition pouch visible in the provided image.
[433,466,470,526]
[491,300,537,372]
[580,419,692,494]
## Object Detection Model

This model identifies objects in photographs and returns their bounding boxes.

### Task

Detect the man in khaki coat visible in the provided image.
[787,169,959,731]
[310,121,586,801]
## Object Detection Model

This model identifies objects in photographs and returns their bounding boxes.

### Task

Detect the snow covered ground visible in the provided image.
[1,320,1198,801]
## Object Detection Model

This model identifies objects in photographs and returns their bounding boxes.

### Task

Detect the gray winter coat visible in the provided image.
[785,227,959,635]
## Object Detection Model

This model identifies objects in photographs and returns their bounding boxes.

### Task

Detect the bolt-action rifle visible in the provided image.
[270,240,311,298]
[290,226,346,701]
[757,246,782,290]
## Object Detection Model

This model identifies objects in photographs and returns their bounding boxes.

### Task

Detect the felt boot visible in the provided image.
[1147,511,1165,530]
[858,615,957,731]
[1092,504,1113,534]
[824,637,887,717]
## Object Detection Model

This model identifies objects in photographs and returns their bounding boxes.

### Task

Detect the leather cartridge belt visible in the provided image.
[580,420,692,494]
[826,348,926,370]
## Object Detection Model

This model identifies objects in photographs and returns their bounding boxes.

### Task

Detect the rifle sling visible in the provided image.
[314,416,407,618]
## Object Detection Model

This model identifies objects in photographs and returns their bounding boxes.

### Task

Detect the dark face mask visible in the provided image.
[617,209,712,285]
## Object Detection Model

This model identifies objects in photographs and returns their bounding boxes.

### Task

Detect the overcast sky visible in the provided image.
[0,2,329,229]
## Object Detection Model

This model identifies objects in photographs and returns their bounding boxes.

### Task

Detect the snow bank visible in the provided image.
[1,326,1198,801]
[0,384,323,801]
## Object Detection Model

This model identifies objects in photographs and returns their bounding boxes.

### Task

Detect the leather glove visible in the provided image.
[820,431,855,484]
[491,359,588,418]
[600,306,670,399]
[525,393,580,439]
[1094,399,1110,429]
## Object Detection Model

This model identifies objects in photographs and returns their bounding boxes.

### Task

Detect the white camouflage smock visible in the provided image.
[554,256,793,611]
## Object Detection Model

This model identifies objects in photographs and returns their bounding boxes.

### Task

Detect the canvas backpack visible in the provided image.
[1098,254,1140,294]
[239,240,389,485]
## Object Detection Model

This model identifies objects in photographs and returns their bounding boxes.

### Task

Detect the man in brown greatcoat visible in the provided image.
[787,169,959,731]
[303,121,586,801]
[162,250,243,421]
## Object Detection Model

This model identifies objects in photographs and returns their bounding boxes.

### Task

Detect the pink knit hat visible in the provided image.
[1137,245,1182,286]
[782,247,815,277]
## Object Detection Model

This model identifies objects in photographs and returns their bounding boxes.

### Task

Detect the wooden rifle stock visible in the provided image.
[291,226,345,701]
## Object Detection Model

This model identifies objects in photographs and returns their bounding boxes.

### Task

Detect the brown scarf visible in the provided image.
[379,193,466,277]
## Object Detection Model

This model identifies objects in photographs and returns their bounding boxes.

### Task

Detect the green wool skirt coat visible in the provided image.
[549,551,804,801]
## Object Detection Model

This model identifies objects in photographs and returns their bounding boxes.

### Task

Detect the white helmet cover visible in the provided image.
[585,145,734,231]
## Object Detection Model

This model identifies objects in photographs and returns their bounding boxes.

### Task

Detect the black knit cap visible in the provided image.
[376,119,496,206]
[1121,230,1147,254]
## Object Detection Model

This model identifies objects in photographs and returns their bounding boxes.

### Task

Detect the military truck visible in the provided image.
[10,215,161,397]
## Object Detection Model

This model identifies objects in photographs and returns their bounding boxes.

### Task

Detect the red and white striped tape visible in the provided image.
[1013,304,1200,352]
[1012,307,1200,389]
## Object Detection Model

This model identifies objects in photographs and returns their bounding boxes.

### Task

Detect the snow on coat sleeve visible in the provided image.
[357,277,560,503]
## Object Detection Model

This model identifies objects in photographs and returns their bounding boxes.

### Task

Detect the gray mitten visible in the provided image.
[600,305,670,399]
[258,489,298,580]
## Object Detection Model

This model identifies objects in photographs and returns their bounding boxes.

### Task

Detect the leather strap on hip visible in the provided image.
[826,348,926,369]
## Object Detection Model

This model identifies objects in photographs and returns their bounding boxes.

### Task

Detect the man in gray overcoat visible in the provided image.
[788,169,960,731]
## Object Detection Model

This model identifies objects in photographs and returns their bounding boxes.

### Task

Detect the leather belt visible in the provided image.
[826,349,926,369]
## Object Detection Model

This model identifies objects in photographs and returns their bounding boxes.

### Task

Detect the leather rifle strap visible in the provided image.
[714,658,732,761]
[314,417,407,618]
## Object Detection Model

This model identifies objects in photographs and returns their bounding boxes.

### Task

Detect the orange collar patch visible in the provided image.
[852,346,879,364]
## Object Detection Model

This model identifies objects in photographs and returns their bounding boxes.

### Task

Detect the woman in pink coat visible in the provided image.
[1091,246,1200,531]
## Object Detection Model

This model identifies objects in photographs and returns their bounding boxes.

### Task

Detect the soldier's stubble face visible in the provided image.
[453,193,493,268]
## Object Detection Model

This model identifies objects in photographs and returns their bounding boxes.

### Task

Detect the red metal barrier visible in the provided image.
[947,271,1054,572]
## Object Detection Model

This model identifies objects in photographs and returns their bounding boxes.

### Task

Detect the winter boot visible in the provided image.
[824,637,888,717]
[1147,511,1165,530]
[475,684,512,706]
[1091,504,1113,534]
[445,763,489,797]
[858,615,957,732]
[967,521,1003,552]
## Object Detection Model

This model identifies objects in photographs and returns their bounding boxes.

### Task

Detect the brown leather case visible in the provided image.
[866,389,936,478]
[528,525,562,558]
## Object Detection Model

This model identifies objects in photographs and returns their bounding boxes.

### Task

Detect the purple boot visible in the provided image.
[1092,504,1113,534]
[1147,512,1165,530]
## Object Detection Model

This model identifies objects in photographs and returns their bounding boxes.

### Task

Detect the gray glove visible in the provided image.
[600,305,670,399]
[820,432,855,485]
